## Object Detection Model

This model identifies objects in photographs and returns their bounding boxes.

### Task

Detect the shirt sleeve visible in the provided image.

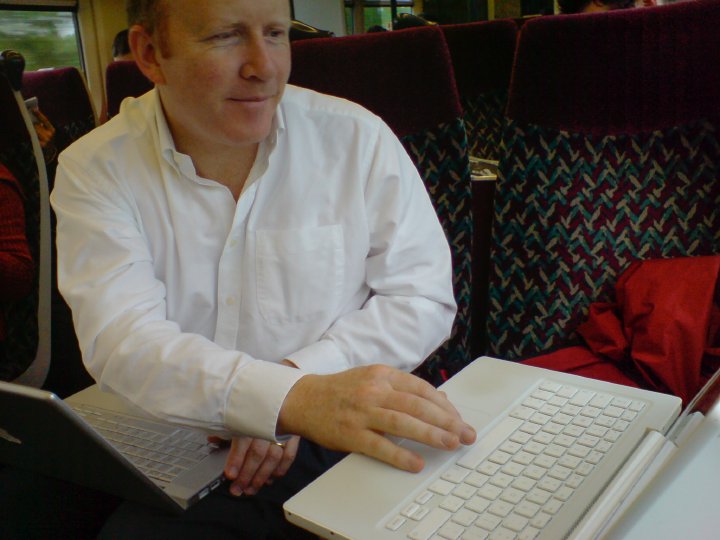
[286,121,457,375]
[51,155,303,442]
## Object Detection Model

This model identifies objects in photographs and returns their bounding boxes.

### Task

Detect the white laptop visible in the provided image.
[602,366,720,539]
[0,381,229,512]
[284,356,684,540]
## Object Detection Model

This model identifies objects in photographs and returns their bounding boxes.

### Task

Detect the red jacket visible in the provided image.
[578,256,720,404]
[0,163,36,340]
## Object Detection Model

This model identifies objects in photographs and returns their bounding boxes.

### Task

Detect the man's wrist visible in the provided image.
[276,372,317,437]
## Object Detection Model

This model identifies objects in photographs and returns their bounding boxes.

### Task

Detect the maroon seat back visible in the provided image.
[507,1,720,134]
[105,60,153,119]
[22,67,96,153]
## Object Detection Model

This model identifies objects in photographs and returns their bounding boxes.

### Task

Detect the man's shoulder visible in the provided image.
[61,91,155,164]
[282,84,382,126]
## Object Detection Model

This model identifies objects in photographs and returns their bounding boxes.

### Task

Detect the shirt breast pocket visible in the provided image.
[256,225,344,324]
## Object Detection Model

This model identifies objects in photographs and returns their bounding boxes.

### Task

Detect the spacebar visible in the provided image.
[456,416,523,470]
[408,507,451,540]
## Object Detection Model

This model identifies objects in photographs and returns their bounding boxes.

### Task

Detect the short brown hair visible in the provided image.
[127,0,164,30]
[126,0,170,56]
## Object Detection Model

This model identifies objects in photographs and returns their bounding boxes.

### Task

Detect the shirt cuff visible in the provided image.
[224,360,305,442]
[286,339,349,375]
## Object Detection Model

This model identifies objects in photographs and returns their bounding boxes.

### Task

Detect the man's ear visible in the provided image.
[128,24,166,85]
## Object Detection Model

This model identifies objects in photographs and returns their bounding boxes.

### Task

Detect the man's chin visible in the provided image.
[222,128,273,149]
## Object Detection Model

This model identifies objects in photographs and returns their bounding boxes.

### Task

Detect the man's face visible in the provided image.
[153,0,291,153]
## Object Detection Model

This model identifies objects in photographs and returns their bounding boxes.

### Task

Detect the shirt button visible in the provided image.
[226,296,236,306]
[228,238,238,248]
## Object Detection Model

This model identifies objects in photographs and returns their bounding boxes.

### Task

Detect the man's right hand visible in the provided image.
[277,364,476,473]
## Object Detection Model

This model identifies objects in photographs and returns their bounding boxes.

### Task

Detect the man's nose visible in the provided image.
[240,37,275,80]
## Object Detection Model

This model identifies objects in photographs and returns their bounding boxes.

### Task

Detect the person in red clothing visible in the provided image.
[0,162,36,380]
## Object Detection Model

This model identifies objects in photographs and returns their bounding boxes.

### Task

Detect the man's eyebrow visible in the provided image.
[196,18,289,41]
[266,17,292,27]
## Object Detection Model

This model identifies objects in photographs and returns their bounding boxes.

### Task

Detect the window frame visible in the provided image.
[0,1,77,8]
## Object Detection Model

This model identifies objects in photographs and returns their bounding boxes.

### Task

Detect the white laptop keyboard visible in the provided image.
[72,404,216,484]
[384,380,646,540]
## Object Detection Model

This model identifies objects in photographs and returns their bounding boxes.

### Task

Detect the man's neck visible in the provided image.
[191,143,259,201]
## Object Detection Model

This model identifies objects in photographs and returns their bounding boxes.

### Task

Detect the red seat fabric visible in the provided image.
[22,67,96,154]
[105,60,153,119]
[520,346,642,389]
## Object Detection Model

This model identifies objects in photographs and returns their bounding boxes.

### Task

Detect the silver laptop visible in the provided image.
[284,356,683,540]
[0,382,229,512]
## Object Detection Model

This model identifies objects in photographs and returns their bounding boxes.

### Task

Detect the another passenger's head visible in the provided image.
[112,29,132,61]
[126,0,292,152]
[393,13,435,30]
[557,0,634,14]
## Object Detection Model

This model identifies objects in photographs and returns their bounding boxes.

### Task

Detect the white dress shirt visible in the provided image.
[51,85,456,441]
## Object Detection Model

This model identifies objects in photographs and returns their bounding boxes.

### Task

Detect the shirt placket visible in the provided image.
[214,182,258,349]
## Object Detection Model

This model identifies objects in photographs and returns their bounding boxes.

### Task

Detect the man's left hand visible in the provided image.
[210,435,300,496]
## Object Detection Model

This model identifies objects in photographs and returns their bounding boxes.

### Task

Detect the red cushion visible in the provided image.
[519,346,642,388]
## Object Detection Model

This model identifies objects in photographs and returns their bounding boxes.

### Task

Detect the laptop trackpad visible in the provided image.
[454,402,498,433]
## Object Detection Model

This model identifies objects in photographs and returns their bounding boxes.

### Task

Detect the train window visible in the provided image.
[345,1,415,32]
[0,4,82,72]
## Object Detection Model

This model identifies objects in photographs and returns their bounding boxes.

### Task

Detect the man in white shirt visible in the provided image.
[47,0,476,536]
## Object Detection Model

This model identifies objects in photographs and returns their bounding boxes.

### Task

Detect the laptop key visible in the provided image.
[408,507,452,540]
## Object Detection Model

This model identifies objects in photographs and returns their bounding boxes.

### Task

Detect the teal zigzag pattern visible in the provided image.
[0,141,40,381]
[487,117,720,360]
[401,118,473,385]
[461,90,508,161]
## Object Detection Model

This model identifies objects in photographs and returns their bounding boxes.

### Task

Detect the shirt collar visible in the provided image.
[150,88,286,178]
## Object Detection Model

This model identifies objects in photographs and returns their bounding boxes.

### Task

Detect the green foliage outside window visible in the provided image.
[0,11,82,72]
[345,6,414,32]
[364,6,413,30]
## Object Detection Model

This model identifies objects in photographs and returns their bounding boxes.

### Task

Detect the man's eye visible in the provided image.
[213,32,236,41]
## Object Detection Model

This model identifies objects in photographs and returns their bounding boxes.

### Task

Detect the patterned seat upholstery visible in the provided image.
[0,56,50,386]
[289,26,473,385]
[105,60,153,119]
[486,0,720,361]
[441,19,517,357]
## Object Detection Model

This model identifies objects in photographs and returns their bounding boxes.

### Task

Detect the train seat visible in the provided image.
[22,66,96,157]
[486,0,720,398]
[441,19,517,357]
[441,19,517,163]
[20,66,97,397]
[105,60,153,120]
[289,26,474,385]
